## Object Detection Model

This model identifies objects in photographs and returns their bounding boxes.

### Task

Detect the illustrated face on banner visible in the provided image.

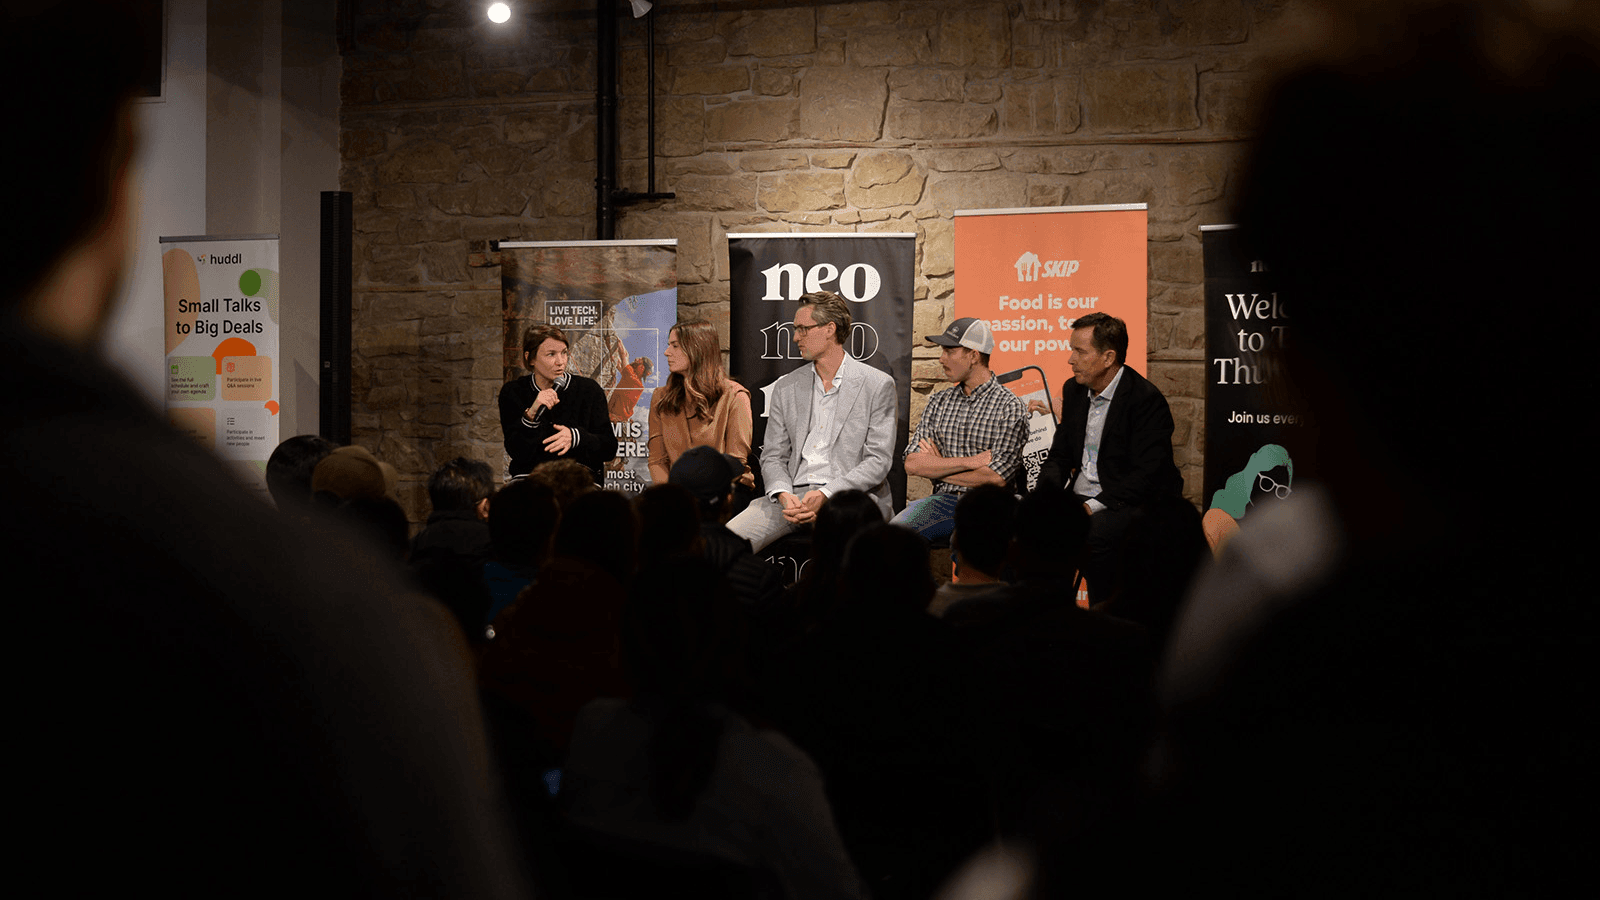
[1069,327,1117,393]
[527,337,569,386]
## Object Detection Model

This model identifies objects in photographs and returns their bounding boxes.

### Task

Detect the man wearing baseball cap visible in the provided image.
[893,317,1028,541]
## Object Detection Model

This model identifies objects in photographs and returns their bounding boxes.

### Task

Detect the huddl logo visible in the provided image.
[1014,251,1079,282]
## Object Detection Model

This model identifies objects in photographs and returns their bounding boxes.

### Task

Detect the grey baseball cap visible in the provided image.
[926,317,995,355]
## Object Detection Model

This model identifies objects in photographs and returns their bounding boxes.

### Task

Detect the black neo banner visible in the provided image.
[727,233,915,514]
[1201,225,1317,545]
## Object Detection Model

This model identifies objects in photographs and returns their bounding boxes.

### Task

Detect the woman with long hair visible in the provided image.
[647,319,753,489]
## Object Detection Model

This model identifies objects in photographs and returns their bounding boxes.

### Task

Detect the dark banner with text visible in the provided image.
[501,241,678,495]
[1201,225,1317,548]
[727,233,914,554]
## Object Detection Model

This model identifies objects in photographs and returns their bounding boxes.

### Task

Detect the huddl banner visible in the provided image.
[1200,224,1317,550]
[500,240,678,495]
[954,203,1149,491]
[728,233,915,574]
[161,234,281,496]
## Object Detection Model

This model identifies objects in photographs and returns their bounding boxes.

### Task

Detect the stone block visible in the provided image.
[378,140,462,184]
[666,174,759,211]
[397,217,461,246]
[506,109,562,146]
[811,151,857,169]
[1072,171,1157,206]
[668,157,736,177]
[889,101,996,140]
[649,97,707,156]
[966,80,1004,103]
[364,246,423,286]
[921,216,955,278]
[525,68,570,93]
[390,55,467,103]
[433,181,530,217]
[1173,0,1249,45]
[741,151,809,172]
[1027,181,1068,208]
[938,5,1011,67]
[544,178,590,217]
[672,65,751,95]
[927,172,1028,212]
[469,69,527,98]
[617,213,714,284]
[847,151,926,209]
[343,128,385,158]
[889,69,964,102]
[820,1,901,29]
[1147,359,1205,401]
[375,185,414,210]
[361,318,421,356]
[421,243,470,284]
[1085,64,1201,133]
[1019,0,1083,23]
[759,172,846,213]
[847,29,933,67]
[1202,74,1258,134]
[1001,74,1081,135]
[668,38,727,67]
[724,8,816,58]
[928,150,1002,173]
[1163,150,1229,205]
[754,67,795,95]
[798,68,887,141]
[1150,239,1202,285]
[706,100,799,142]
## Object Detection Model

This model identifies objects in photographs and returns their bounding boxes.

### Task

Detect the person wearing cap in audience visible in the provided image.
[893,317,1028,542]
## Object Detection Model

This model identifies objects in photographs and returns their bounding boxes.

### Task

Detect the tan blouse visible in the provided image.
[647,380,754,487]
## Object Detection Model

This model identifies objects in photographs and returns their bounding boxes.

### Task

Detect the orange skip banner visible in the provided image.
[954,203,1149,492]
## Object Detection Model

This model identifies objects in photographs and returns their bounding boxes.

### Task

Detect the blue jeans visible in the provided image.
[890,493,959,542]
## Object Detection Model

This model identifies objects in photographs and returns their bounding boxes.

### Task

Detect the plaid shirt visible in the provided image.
[907,374,1029,495]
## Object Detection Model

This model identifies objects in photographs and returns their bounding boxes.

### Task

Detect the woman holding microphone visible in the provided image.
[647,319,752,491]
[498,323,618,485]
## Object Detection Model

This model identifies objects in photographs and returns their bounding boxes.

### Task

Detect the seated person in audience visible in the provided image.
[481,479,559,629]
[563,556,867,900]
[929,484,1017,618]
[895,318,1027,542]
[669,446,785,608]
[411,456,495,566]
[266,434,334,517]
[4,4,527,893]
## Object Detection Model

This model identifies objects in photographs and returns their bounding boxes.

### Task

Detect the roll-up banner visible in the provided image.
[954,204,1148,491]
[161,234,281,497]
[727,233,915,561]
[500,240,678,495]
[1200,224,1317,549]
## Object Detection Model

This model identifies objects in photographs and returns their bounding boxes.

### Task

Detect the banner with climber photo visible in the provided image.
[954,203,1149,491]
[161,233,281,496]
[500,240,678,495]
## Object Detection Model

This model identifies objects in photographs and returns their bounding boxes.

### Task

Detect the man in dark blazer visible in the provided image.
[1038,312,1183,601]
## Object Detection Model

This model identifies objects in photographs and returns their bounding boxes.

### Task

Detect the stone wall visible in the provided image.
[340,0,1300,522]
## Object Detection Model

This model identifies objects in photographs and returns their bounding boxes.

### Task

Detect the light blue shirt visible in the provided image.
[1073,365,1125,513]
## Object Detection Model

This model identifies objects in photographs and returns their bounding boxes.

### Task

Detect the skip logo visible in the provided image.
[1014,251,1079,282]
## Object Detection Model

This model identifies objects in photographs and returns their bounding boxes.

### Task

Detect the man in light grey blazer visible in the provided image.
[728,291,897,553]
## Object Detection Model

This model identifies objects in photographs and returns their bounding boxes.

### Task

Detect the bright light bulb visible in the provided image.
[488,3,510,24]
